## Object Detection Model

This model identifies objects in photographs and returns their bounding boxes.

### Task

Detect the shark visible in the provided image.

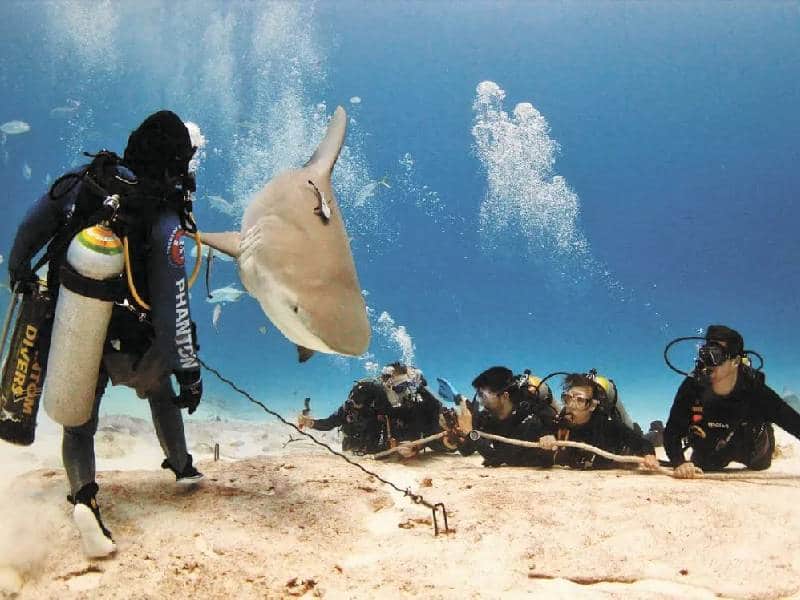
[200,106,370,362]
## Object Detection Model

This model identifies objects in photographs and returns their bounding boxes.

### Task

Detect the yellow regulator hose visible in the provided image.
[187,228,202,288]
[123,236,150,311]
[123,226,203,311]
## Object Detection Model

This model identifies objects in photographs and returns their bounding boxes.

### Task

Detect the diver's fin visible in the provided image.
[303,106,347,176]
[296,346,315,363]
[200,231,241,259]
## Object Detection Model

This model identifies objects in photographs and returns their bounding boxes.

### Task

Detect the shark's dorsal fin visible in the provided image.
[303,106,347,175]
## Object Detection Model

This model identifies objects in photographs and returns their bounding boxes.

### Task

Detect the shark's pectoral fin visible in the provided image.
[297,346,315,363]
[200,231,242,259]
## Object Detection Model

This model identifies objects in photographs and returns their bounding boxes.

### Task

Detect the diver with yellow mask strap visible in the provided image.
[537,371,659,471]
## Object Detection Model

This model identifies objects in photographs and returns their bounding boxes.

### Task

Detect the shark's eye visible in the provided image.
[293,305,299,314]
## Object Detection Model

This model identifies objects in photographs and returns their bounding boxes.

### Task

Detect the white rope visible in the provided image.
[371,432,447,460]
[474,431,675,475]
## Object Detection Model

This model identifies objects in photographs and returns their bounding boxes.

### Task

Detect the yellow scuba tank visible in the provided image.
[589,371,635,429]
[524,373,554,407]
[42,224,124,427]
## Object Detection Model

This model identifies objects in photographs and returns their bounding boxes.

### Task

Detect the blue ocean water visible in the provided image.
[1,1,798,427]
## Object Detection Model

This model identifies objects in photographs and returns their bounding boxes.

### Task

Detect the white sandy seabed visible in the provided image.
[1,403,800,599]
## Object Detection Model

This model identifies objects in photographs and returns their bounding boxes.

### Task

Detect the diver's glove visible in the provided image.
[9,264,36,293]
[174,369,203,414]
[436,377,459,404]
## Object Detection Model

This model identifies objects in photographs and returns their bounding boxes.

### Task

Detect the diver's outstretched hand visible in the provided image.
[538,435,558,451]
[297,414,315,429]
[672,461,703,479]
[640,454,660,471]
[456,401,473,437]
[395,441,419,459]
[436,377,458,403]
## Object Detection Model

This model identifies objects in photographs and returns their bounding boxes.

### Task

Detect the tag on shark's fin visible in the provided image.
[199,231,242,259]
[297,346,315,363]
[302,397,311,416]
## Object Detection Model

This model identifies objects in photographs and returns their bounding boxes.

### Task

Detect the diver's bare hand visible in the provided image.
[456,403,473,437]
[640,454,660,471]
[297,415,315,430]
[672,461,703,479]
[395,442,419,459]
[538,435,558,451]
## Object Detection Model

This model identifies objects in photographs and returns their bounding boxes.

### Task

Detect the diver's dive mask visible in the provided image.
[697,343,733,370]
[663,335,764,383]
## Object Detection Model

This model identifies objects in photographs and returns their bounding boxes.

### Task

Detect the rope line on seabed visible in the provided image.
[376,430,800,482]
[198,357,450,535]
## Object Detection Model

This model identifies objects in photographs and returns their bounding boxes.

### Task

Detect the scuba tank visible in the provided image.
[0,281,54,445]
[42,218,125,426]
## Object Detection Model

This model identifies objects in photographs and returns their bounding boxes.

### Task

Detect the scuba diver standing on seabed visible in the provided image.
[3,110,205,558]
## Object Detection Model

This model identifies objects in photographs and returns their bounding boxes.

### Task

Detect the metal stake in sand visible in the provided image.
[213,443,219,461]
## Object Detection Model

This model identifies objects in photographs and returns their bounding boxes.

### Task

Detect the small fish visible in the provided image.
[0,120,31,135]
[212,304,222,330]
[353,176,390,207]
[258,326,267,335]
[349,96,362,105]
[206,284,247,304]
[22,162,31,180]
[207,194,238,217]
[49,99,80,118]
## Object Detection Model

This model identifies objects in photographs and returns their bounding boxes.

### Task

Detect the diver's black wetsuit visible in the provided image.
[313,382,394,454]
[389,386,444,441]
[664,368,800,470]
[552,411,655,469]
[8,167,201,495]
[459,399,556,467]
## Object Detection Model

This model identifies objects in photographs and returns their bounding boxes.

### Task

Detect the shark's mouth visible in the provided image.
[251,274,335,355]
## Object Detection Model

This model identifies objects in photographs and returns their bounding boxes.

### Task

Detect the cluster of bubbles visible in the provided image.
[375,310,416,366]
[470,81,672,329]
[472,80,589,266]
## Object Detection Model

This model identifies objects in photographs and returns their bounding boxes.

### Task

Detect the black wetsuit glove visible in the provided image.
[174,369,203,414]
[9,264,36,292]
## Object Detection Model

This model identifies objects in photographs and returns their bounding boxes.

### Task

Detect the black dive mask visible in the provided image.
[663,335,764,383]
[697,343,732,370]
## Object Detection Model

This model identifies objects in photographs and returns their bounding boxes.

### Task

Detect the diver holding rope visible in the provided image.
[663,325,800,479]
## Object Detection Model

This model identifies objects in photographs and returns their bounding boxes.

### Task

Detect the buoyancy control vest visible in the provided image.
[3,151,202,431]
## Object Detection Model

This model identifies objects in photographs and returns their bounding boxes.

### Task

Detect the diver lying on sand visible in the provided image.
[438,366,557,467]
[537,373,659,470]
[437,367,659,471]
[298,362,447,456]
[664,325,800,479]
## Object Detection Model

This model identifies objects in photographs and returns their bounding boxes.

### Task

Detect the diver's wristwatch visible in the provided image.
[468,430,480,442]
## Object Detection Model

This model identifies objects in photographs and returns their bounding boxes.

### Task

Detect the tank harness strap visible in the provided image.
[58,262,125,302]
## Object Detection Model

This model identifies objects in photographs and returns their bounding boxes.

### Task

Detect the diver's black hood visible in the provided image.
[123,110,194,182]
